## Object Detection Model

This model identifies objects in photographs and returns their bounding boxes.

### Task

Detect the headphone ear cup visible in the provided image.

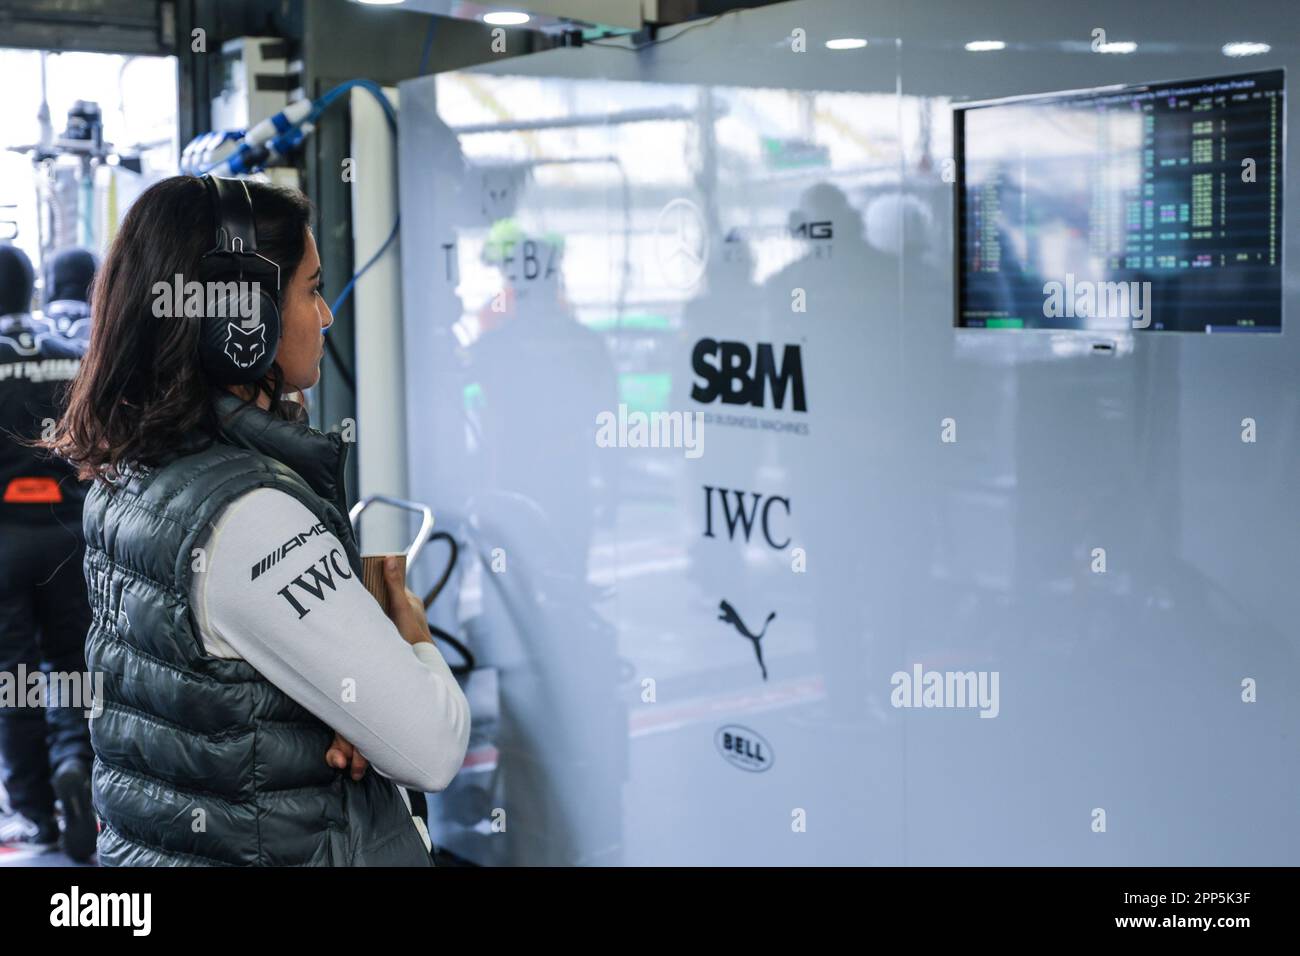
[195,256,282,385]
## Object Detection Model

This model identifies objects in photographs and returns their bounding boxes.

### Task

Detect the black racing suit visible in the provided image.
[0,313,93,824]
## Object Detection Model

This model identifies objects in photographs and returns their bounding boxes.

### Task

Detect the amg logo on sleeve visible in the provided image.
[250,521,329,581]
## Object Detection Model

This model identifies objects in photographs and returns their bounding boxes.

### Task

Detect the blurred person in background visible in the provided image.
[41,247,97,336]
[0,242,96,861]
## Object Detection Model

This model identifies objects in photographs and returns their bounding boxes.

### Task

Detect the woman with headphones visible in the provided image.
[45,175,470,866]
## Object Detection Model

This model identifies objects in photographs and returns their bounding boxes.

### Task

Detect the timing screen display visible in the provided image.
[955,70,1283,332]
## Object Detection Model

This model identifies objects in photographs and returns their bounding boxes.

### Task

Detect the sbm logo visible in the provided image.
[691,340,807,412]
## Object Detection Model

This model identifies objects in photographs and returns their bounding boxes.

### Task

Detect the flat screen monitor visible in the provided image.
[954,70,1284,333]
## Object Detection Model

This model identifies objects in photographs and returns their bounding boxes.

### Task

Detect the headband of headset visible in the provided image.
[204,175,260,254]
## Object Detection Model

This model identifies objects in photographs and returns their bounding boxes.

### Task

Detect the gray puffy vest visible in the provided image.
[82,392,433,866]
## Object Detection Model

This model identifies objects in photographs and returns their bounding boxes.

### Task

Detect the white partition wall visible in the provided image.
[397,0,1300,865]
[350,86,409,555]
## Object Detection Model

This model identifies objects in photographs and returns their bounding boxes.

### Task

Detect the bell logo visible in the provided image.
[691,339,807,412]
[715,724,773,772]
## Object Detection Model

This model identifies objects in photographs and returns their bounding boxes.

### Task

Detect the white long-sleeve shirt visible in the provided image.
[190,487,470,795]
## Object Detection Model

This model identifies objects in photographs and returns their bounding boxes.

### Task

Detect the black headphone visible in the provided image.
[196,175,282,384]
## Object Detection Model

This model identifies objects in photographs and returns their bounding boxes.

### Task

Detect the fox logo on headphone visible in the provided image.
[223,322,267,369]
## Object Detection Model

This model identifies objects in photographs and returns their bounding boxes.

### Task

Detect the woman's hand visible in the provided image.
[384,555,433,646]
[326,733,369,781]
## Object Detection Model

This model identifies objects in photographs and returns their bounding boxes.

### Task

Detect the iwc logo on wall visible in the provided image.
[715,724,773,773]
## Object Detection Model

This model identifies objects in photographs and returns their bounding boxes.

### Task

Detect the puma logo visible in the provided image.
[223,322,266,369]
[718,599,774,681]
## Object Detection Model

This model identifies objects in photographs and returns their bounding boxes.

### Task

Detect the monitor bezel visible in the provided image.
[951,68,1287,335]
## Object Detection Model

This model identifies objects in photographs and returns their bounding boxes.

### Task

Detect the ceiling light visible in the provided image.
[1223,41,1270,57]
